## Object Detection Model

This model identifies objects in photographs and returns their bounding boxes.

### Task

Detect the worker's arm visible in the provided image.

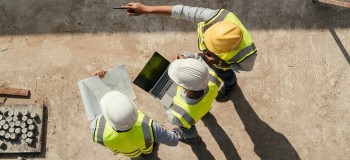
[171,5,219,23]
[122,3,219,23]
[176,52,204,61]
[175,52,216,69]
[152,121,180,146]
[122,2,172,16]
[175,51,229,68]
[174,52,198,60]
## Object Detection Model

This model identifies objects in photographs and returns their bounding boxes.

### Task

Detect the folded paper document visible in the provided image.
[78,65,136,120]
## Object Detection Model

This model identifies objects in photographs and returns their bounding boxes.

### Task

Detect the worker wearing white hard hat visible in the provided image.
[165,58,222,143]
[90,70,181,159]
[122,3,257,102]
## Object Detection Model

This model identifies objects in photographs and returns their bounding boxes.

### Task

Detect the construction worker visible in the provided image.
[90,70,181,159]
[122,3,257,101]
[165,57,222,143]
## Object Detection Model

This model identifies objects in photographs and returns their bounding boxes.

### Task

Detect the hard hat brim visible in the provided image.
[203,30,217,53]
[168,59,182,87]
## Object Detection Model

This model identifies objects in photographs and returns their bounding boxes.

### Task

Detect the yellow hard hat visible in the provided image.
[204,21,243,54]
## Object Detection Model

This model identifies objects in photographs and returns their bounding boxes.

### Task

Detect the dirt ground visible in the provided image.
[0,0,349,160]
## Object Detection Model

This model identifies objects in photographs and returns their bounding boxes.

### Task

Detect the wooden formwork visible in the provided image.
[313,0,350,8]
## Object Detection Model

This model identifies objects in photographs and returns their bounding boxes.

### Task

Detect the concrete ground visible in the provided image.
[1,0,349,159]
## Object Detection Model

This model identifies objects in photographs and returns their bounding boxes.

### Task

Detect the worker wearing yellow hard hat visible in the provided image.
[122,3,257,102]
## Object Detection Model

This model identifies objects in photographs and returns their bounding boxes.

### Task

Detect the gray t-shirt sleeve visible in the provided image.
[182,52,211,68]
[171,5,220,23]
[152,121,180,146]
[182,52,197,59]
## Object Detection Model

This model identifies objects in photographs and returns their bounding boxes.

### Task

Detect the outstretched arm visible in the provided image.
[122,2,219,23]
[122,2,172,16]
[172,5,219,23]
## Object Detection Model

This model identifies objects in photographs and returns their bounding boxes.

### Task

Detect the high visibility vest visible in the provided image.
[170,70,222,129]
[197,9,257,70]
[93,111,154,158]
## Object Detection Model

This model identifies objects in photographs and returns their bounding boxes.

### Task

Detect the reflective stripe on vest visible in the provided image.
[227,43,256,64]
[203,10,230,32]
[93,112,154,158]
[171,103,195,126]
[95,116,106,146]
[141,115,152,149]
[170,72,220,128]
[122,114,153,158]
[209,71,222,87]
[197,9,256,69]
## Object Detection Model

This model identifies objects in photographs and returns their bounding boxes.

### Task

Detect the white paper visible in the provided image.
[78,65,136,120]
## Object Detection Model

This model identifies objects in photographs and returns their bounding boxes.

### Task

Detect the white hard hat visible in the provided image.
[100,91,138,131]
[168,59,209,91]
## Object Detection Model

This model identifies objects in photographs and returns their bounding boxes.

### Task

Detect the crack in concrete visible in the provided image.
[0,98,7,105]
[0,6,5,13]
[1,49,8,52]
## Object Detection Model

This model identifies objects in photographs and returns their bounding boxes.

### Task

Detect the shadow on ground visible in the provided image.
[0,0,349,35]
[183,138,216,160]
[228,85,300,160]
[329,28,350,66]
[202,112,241,160]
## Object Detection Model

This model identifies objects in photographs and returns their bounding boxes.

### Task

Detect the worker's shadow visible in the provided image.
[228,85,300,160]
[201,112,241,160]
[177,107,241,160]
[182,137,216,160]
[178,99,242,160]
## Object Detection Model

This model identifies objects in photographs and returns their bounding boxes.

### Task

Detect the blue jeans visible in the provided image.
[179,125,199,139]
[213,68,237,90]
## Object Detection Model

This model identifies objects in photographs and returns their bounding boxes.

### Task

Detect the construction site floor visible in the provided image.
[0,0,349,160]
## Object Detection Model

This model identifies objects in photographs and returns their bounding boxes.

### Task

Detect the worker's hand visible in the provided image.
[199,51,229,68]
[122,2,148,16]
[92,69,107,79]
[174,54,185,60]
[198,52,214,68]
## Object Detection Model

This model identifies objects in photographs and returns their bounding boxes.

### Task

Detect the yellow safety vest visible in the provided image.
[197,9,257,70]
[93,111,154,158]
[170,70,222,129]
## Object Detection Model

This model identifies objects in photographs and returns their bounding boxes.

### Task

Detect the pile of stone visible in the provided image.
[0,107,40,149]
